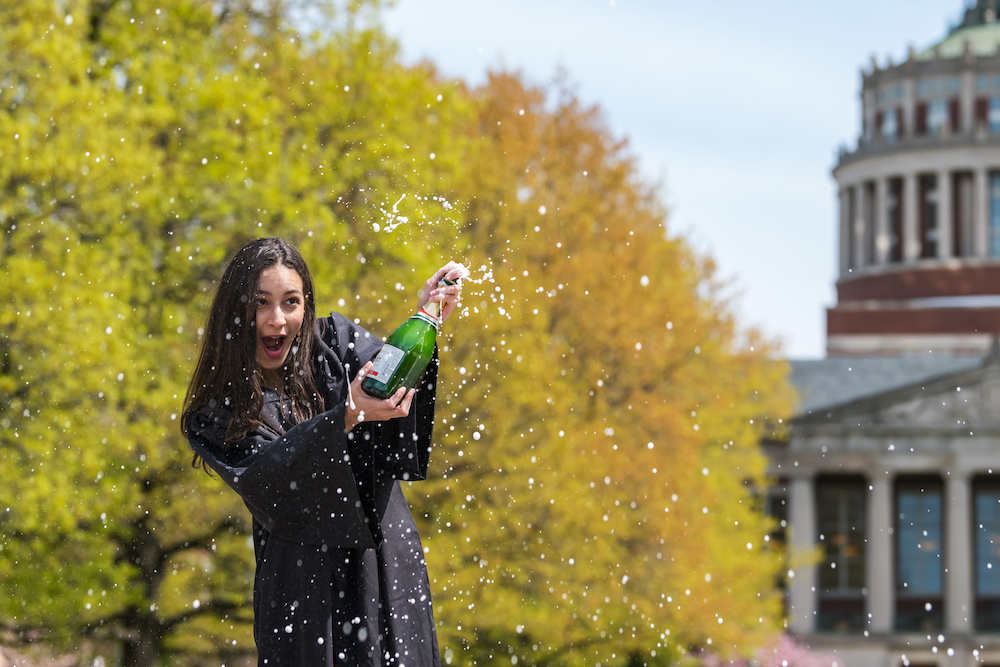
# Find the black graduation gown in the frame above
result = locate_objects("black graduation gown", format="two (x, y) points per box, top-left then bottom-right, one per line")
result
(186, 313), (441, 667)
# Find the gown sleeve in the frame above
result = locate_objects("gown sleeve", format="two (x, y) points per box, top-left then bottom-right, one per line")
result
(187, 402), (378, 548)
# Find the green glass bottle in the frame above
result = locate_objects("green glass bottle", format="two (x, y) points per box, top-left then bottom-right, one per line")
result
(361, 278), (457, 399)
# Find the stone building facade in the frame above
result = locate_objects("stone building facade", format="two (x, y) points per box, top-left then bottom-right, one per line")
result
(768, 354), (1000, 667)
(771, 3), (1000, 666)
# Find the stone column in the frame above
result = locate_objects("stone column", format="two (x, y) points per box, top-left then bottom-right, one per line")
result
(867, 473), (894, 634)
(958, 173), (975, 257)
(862, 89), (876, 146)
(975, 168), (990, 258)
(945, 472), (972, 633)
(903, 78), (916, 138)
(904, 172), (920, 261)
(961, 71), (975, 136)
(939, 170), (953, 259)
(876, 177), (890, 264)
(852, 184), (865, 269)
(789, 475), (817, 634)
(861, 183), (874, 265)
(839, 188), (850, 275)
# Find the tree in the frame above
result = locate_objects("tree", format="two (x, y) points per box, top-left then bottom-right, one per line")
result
(0, 0), (463, 664)
(405, 73), (794, 666)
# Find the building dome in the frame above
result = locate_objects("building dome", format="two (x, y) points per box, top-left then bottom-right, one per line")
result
(917, 22), (1000, 61)
(830, 0), (1000, 356)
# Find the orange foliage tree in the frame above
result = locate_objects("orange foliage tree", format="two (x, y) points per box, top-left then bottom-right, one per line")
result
(405, 72), (794, 666)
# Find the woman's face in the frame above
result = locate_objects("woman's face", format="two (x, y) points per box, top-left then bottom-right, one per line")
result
(254, 264), (305, 380)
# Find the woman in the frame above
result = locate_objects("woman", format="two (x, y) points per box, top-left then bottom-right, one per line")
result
(181, 237), (464, 666)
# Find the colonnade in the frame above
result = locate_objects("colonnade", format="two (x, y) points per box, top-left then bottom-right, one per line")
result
(839, 169), (993, 274)
(787, 471), (975, 636)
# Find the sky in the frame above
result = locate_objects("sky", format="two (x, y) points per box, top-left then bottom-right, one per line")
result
(381, 0), (968, 358)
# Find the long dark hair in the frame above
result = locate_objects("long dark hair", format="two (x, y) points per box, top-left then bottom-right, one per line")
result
(181, 238), (325, 465)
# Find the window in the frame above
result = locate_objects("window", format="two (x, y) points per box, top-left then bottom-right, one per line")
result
(913, 78), (960, 135)
(888, 178), (904, 262)
(919, 174), (939, 259)
(990, 97), (1000, 133)
(927, 101), (949, 136)
(979, 74), (1000, 94)
(976, 479), (1000, 632)
(877, 83), (905, 104)
(816, 477), (866, 632)
(883, 108), (899, 141)
(917, 76), (959, 98)
(895, 477), (943, 632)
(990, 173), (1000, 257)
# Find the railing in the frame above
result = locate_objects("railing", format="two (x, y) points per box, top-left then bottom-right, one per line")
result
(837, 126), (1000, 168)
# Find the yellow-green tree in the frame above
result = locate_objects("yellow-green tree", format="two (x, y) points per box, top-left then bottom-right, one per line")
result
(0, 0), (463, 664)
(406, 73), (793, 666)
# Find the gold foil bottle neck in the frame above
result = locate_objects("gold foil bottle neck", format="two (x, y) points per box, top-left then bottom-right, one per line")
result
(424, 300), (443, 319)
(422, 276), (456, 321)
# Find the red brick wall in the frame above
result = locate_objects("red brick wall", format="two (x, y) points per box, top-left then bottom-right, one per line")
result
(837, 266), (1000, 301)
(827, 306), (1000, 334)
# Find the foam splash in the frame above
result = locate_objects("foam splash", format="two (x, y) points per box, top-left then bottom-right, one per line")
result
(463, 264), (494, 286)
(456, 264), (510, 321)
(378, 194), (409, 233)
(375, 193), (458, 233)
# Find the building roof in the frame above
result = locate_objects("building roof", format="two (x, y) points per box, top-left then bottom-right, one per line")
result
(916, 22), (1000, 60)
(916, 0), (1000, 61)
(789, 355), (982, 415)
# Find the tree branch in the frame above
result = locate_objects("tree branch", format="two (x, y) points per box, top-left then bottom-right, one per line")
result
(160, 515), (246, 561)
(160, 597), (253, 632)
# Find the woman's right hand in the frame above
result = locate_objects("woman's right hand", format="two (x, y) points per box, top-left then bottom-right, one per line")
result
(418, 261), (469, 324)
(344, 361), (416, 433)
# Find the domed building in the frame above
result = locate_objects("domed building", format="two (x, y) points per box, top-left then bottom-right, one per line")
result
(768, 3), (1000, 667)
(830, 0), (1000, 357)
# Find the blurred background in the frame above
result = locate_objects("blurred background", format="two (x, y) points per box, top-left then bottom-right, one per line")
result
(3, 1), (1000, 666)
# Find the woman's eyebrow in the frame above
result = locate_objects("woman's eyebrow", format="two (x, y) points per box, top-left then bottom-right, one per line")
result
(257, 288), (303, 296)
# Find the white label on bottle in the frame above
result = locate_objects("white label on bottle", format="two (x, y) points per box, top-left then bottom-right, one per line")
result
(367, 344), (404, 381)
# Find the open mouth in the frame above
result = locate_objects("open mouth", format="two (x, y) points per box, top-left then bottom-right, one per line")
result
(261, 335), (286, 359)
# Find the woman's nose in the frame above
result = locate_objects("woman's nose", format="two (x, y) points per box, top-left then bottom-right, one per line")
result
(267, 305), (286, 327)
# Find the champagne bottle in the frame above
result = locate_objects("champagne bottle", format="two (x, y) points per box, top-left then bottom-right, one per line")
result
(361, 278), (457, 399)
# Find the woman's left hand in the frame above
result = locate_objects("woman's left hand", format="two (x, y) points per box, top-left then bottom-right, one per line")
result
(344, 361), (416, 433)
(418, 261), (469, 324)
